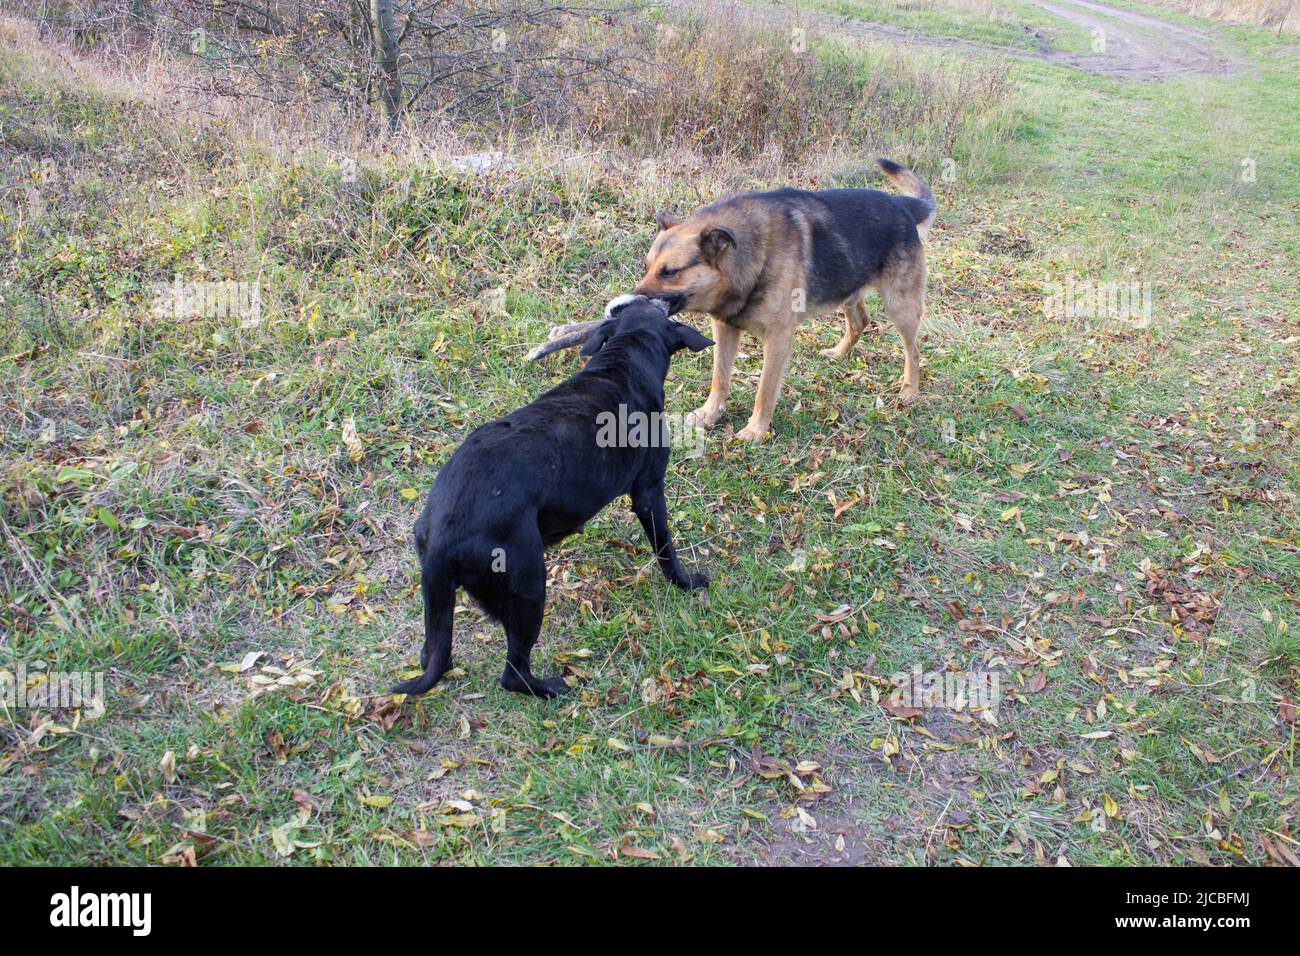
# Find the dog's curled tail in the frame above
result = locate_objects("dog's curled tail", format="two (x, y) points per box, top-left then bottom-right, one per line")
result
(391, 552), (456, 697)
(877, 158), (936, 242)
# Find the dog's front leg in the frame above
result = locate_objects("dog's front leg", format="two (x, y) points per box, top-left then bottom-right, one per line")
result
(631, 482), (708, 591)
(686, 318), (739, 429)
(736, 320), (794, 442)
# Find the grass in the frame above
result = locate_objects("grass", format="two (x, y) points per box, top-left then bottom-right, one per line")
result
(0, 5), (1297, 866)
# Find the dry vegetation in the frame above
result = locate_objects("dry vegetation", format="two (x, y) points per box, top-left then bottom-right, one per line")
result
(1142, 0), (1298, 34)
(6, 0), (1009, 160)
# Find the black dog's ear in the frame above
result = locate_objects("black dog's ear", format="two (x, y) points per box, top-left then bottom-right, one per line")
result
(699, 226), (736, 265)
(655, 212), (679, 232)
(579, 318), (617, 357)
(668, 321), (714, 354)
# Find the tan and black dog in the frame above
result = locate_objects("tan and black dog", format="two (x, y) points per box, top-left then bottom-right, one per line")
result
(632, 158), (935, 441)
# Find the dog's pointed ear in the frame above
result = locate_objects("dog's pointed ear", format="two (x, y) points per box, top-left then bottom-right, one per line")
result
(668, 321), (714, 354)
(654, 212), (679, 232)
(699, 226), (736, 265)
(579, 318), (617, 357)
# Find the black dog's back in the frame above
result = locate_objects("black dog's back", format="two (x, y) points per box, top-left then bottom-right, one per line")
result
(421, 355), (657, 553)
(395, 298), (712, 699)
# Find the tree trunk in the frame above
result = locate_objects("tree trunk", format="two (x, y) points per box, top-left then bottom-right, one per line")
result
(369, 0), (402, 132)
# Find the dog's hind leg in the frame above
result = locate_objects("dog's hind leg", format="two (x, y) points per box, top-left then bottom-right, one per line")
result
(881, 269), (924, 404)
(821, 298), (870, 360)
(631, 479), (709, 591)
(392, 554), (455, 696)
(494, 540), (569, 699)
(499, 597), (568, 699)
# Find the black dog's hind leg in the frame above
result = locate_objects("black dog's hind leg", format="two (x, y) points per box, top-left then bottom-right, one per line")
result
(392, 554), (455, 696)
(475, 535), (566, 697)
(631, 481), (709, 591)
(498, 594), (570, 699)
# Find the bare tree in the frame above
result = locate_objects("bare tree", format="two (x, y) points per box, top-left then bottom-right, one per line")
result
(369, 0), (402, 131)
(27, 1), (651, 131)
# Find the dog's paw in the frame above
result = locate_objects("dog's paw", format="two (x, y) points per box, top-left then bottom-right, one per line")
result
(391, 675), (438, 697)
(820, 345), (850, 360)
(685, 405), (723, 430)
(895, 387), (921, 406)
(539, 675), (573, 699)
(528, 676), (572, 699)
(734, 421), (769, 443)
(501, 671), (572, 699)
(684, 572), (710, 591)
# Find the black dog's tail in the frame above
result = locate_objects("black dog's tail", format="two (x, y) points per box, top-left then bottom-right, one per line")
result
(877, 158), (936, 242)
(391, 553), (455, 697)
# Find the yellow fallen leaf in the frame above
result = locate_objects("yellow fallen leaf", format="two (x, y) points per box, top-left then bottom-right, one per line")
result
(620, 845), (660, 860)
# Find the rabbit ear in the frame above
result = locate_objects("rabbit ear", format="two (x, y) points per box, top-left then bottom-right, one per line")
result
(525, 318), (605, 361)
(579, 318), (618, 357)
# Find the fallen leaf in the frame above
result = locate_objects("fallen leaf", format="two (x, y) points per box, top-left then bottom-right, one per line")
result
(620, 845), (660, 860)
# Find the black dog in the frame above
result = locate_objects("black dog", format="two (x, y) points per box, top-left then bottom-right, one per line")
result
(394, 296), (713, 699)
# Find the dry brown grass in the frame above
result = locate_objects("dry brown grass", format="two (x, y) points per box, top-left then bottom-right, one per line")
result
(7, 2), (1011, 166)
(1142, 0), (1299, 33)
(577, 8), (1009, 162)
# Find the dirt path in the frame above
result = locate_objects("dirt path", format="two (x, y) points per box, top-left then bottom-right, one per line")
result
(744, 0), (1242, 80)
(1025, 0), (1240, 78)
